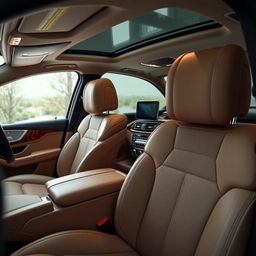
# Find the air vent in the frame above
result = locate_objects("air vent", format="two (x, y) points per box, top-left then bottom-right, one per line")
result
(145, 123), (157, 132)
(133, 123), (143, 130)
(224, 12), (239, 23)
(132, 122), (161, 132)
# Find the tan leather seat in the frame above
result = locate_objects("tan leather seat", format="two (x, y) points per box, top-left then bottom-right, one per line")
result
(3, 78), (127, 197)
(12, 45), (256, 256)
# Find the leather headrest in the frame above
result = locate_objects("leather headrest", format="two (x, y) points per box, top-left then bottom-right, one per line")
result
(166, 45), (251, 125)
(83, 78), (118, 114)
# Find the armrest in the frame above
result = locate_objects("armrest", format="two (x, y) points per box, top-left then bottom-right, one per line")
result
(46, 168), (126, 206)
(0, 148), (61, 167)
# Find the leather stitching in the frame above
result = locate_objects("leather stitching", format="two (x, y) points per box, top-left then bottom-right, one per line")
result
(152, 122), (179, 168)
(162, 162), (216, 183)
(168, 54), (185, 119)
(160, 173), (187, 255)
(115, 153), (154, 248)
(15, 230), (134, 255)
(222, 192), (255, 255)
(171, 147), (215, 159)
(215, 132), (228, 193)
(134, 153), (157, 247)
(99, 117), (126, 141)
(47, 170), (114, 189)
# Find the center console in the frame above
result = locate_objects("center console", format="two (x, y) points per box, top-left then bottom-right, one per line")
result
(115, 101), (165, 172)
(4, 168), (125, 242)
(131, 120), (162, 158)
(131, 100), (163, 158)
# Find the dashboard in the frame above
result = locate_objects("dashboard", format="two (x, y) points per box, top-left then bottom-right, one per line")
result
(130, 120), (163, 158)
(115, 101), (166, 172)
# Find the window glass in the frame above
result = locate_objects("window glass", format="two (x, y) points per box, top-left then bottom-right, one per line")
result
(251, 95), (256, 106)
(103, 73), (165, 113)
(0, 72), (78, 124)
(68, 8), (219, 55)
(0, 56), (5, 66)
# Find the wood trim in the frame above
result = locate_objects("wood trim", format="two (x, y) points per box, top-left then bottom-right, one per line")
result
(130, 129), (152, 134)
(10, 130), (58, 146)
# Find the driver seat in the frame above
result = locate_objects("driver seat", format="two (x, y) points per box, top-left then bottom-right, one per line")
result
(11, 45), (256, 256)
(3, 78), (127, 197)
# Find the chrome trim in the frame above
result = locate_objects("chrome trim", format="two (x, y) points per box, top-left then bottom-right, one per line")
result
(4, 130), (28, 143)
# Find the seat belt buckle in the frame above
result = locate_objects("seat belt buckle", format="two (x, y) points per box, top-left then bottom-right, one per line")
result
(97, 217), (115, 234)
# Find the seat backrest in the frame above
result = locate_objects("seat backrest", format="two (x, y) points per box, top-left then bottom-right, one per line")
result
(115, 45), (256, 256)
(56, 78), (127, 177)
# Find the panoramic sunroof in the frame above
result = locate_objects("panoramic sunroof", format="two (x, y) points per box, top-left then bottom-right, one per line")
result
(66, 8), (221, 57)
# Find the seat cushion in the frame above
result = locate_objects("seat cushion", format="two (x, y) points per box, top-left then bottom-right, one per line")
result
(3, 174), (54, 197)
(11, 230), (139, 256)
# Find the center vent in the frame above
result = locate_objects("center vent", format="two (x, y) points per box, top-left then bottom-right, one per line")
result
(132, 122), (161, 132)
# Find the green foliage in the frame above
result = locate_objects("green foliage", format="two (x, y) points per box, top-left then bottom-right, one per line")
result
(0, 73), (75, 124)
(0, 82), (22, 123)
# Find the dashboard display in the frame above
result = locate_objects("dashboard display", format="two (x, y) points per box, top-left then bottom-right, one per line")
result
(136, 101), (159, 120)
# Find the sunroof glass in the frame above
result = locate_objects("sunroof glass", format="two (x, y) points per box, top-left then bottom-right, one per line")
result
(67, 8), (219, 56)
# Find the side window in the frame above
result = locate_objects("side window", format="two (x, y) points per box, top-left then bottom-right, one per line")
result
(102, 73), (165, 113)
(251, 95), (256, 107)
(0, 55), (5, 66)
(0, 72), (78, 124)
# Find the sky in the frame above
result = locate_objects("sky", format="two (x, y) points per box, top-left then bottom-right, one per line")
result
(0, 56), (4, 66)
(4, 72), (78, 99)
(1, 71), (164, 101)
(103, 73), (164, 98)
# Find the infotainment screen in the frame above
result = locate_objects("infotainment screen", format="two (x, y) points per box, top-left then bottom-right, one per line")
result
(136, 101), (159, 120)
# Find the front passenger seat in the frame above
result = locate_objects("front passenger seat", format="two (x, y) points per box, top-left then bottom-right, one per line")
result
(3, 78), (127, 197)
(12, 45), (256, 256)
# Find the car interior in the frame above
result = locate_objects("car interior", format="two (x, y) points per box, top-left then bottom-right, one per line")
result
(1, 0), (256, 255)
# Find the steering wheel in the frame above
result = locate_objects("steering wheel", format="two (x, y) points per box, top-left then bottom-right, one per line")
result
(0, 125), (14, 163)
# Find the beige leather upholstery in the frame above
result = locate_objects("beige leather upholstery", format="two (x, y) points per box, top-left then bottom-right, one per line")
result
(3, 78), (127, 197)
(12, 45), (256, 256)
(56, 113), (127, 177)
(4, 169), (125, 241)
(166, 44), (251, 125)
(115, 121), (256, 256)
(4, 195), (43, 213)
(46, 168), (126, 206)
(83, 78), (118, 114)
(12, 230), (138, 256)
(3, 175), (53, 197)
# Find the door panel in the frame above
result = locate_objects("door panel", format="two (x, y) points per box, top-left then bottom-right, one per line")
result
(0, 71), (81, 179)
(1, 119), (67, 178)
(4, 130), (27, 143)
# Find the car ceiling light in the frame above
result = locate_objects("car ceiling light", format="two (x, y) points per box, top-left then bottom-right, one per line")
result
(9, 37), (22, 46)
(37, 7), (69, 32)
(140, 63), (162, 68)
(140, 57), (176, 68)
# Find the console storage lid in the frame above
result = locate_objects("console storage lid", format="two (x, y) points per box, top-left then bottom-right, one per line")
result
(46, 168), (126, 206)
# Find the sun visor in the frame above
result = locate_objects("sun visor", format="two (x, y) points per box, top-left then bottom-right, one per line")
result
(11, 42), (68, 66)
(18, 6), (103, 33)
